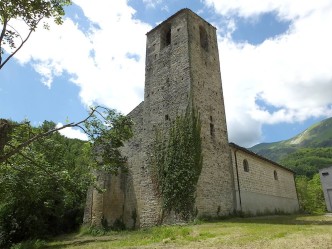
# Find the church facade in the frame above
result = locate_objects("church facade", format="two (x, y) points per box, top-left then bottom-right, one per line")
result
(83, 9), (299, 229)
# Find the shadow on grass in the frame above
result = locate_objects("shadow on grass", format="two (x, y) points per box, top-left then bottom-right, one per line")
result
(44, 215), (332, 248)
(44, 237), (115, 249)
(211, 214), (332, 226)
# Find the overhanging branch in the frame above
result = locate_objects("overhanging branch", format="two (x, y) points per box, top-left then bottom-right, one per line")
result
(0, 107), (98, 163)
(0, 18), (42, 70)
(0, 17), (8, 66)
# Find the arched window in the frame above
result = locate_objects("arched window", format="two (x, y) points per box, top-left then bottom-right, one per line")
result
(243, 159), (249, 172)
(161, 25), (171, 50)
(274, 170), (278, 180)
(199, 26), (208, 51)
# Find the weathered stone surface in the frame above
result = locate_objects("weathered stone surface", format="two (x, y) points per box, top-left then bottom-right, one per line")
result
(83, 9), (299, 228)
(230, 144), (299, 214)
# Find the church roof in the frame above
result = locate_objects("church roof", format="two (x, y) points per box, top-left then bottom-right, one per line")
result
(229, 142), (296, 174)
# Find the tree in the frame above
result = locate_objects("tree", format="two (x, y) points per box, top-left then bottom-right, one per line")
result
(280, 148), (332, 178)
(0, 123), (92, 247)
(0, 106), (132, 166)
(295, 174), (326, 214)
(0, 0), (71, 69)
(0, 109), (133, 247)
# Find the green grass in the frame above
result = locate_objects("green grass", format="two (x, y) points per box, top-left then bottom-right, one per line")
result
(10, 239), (47, 249)
(44, 215), (332, 249)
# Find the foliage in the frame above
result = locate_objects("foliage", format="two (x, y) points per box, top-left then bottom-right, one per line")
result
(79, 226), (111, 237)
(151, 106), (202, 221)
(0, 106), (133, 166)
(0, 123), (91, 248)
(295, 174), (326, 214)
(280, 147), (332, 178)
(0, 108), (133, 247)
(251, 146), (297, 163)
(83, 107), (133, 174)
(10, 239), (46, 249)
(0, 0), (72, 69)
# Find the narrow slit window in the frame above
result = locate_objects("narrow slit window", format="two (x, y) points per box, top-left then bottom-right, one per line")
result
(274, 170), (278, 180)
(166, 29), (171, 45)
(243, 159), (249, 172)
(199, 26), (208, 51)
(165, 114), (169, 121)
(210, 123), (214, 137)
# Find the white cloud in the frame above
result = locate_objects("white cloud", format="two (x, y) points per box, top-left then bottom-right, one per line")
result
(6, 0), (332, 147)
(11, 0), (151, 114)
(143, 0), (163, 8)
(203, 0), (332, 20)
(211, 1), (332, 146)
(56, 123), (89, 140)
(161, 5), (169, 12)
(33, 60), (63, 88)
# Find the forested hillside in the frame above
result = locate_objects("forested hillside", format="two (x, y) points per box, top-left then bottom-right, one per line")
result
(250, 117), (332, 177)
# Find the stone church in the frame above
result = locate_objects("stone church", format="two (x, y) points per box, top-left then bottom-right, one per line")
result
(83, 9), (299, 229)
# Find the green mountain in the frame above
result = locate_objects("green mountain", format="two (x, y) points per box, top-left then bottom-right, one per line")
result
(250, 117), (332, 177)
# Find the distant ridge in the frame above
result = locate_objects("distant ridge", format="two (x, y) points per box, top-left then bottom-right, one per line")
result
(250, 117), (332, 163)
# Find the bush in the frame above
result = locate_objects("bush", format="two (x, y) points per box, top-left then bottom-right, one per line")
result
(296, 174), (326, 214)
(10, 240), (46, 249)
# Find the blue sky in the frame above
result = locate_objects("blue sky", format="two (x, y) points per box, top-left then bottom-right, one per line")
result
(1, 0), (332, 146)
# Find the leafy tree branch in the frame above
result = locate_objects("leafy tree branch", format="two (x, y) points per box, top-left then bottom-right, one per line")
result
(0, 106), (133, 168)
(0, 0), (72, 69)
(0, 107), (133, 246)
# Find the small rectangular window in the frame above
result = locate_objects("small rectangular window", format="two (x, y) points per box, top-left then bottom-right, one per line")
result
(322, 172), (329, 176)
(199, 26), (208, 51)
(210, 123), (214, 137)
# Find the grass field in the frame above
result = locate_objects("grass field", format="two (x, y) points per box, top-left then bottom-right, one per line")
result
(45, 214), (332, 249)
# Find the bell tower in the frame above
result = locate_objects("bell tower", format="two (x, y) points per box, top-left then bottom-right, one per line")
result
(143, 9), (234, 218)
(84, 9), (235, 229)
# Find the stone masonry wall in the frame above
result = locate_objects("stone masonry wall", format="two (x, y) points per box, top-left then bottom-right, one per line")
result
(139, 10), (193, 226)
(230, 145), (299, 214)
(84, 103), (143, 229)
(119, 102), (144, 228)
(187, 11), (235, 216)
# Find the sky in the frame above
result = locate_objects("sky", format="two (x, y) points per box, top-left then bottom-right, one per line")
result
(1, 0), (332, 147)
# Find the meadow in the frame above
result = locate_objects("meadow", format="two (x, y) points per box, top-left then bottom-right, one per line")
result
(43, 214), (332, 249)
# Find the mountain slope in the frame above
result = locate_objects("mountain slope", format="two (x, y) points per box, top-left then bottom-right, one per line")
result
(250, 117), (332, 163)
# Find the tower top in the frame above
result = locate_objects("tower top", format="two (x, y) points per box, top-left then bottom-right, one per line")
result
(146, 8), (216, 36)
